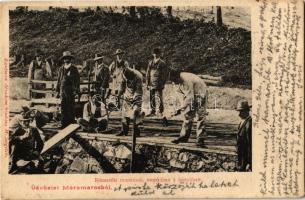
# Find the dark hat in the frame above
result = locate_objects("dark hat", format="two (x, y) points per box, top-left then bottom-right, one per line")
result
(88, 91), (95, 97)
(35, 50), (44, 57)
(60, 51), (75, 60)
(93, 53), (104, 61)
(236, 100), (251, 111)
(113, 49), (125, 56)
(152, 48), (161, 55)
(21, 106), (30, 113)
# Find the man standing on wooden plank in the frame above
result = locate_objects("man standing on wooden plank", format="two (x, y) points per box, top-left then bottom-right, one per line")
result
(235, 100), (252, 172)
(171, 72), (209, 147)
(77, 92), (108, 133)
(56, 51), (80, 128)
(115, 67), (143, 137)
(109, 49), (130, 108)
(92, 54), (110, 101)
(28, 50), (53, 98)
(146, 48), (168, 117)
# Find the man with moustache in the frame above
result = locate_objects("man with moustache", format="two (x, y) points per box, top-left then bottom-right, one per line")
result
(56, 51), (80, 128)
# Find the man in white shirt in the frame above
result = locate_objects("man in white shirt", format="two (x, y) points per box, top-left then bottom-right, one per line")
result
(171, 72), (209, 147)
(77, 92), (108, 132)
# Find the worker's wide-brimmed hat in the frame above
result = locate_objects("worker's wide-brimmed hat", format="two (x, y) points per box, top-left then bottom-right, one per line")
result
(152, 48), (161, 55)
(113, 49), (125, 56)
(93, 53), (104, 61)
(236, 100), (251, 111)
(34, 50), (44, 57)
(20, 106), (30, 113)
(60, 51), (75, 60)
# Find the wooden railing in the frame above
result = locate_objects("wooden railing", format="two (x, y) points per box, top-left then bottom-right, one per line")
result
(29, 79), (97, 106)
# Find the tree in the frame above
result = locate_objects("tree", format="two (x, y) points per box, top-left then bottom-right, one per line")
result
(166, 6), (172, 17)
(129, 6), (136, 18)
(215, 6), (223, 26)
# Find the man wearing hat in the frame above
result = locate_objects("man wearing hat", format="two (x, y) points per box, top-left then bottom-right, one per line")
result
(56, 51), (80, 128)
(146, 48), (168, 116)
(236, 100), (252, 171)
(116, 67), (143, 137)
(170, 72), (209, 147)
(109, 49), (130, 108)
(93, 53), (110, 101)
(28, 50), (53, 98)
(77, 91), (108, 133)
(9, 115), (44, 174)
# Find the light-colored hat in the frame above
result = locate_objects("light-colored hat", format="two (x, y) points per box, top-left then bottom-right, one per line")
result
(113, 49), (125, 56)
(93, 53), (104, 61)
(236, 100), (251, 111)
(60, 51), (75, 60)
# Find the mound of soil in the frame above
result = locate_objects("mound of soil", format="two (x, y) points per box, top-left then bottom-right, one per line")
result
(9, 9), (251, 86)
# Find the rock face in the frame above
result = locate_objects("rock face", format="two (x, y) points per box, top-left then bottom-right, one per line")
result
(55, 137), (237, 173)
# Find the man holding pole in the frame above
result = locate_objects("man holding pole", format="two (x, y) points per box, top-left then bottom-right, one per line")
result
(115, 67), (143, 137)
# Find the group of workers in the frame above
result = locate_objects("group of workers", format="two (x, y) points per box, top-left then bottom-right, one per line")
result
(10, 47), (252, 173)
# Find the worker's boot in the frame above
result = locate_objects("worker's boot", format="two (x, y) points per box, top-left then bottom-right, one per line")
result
(133, 125), (140, 137)
(116, 119), (129, 136)
(196, 138), (206, 148)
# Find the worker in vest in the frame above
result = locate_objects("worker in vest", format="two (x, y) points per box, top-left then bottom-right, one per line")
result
(116, 67), (143, 137)
(56, 51), (80, 128)
(171, 72), (209, 147)
(109, 49), (130, 108)
(146, 48), (168, 117)
(28, 50), (53, 98)
(236, 100), (252, 171)
(77, 92), (108, 133)
(92, 54), (110, 101)
(9, 116), (44, 174)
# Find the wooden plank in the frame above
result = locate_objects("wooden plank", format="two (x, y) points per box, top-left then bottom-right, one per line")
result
(31, 89), (56, 94)
(31, 98), (60, 105)
(31, 80), (57, 84)
(76, 132), (236, 155)
(41, 124), (80, 154)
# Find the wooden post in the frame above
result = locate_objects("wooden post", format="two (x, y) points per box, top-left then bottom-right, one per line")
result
(130, 120), (136, 173)
(215, 6), (223, 26)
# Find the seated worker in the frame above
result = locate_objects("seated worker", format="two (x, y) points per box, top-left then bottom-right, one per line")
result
(9, 116), (44, 174)
(10, 106), (50, 140)
(9, 106), (31, 132)
(77, 92), (108, 133)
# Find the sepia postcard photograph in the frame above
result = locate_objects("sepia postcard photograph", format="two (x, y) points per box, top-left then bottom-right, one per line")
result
(0, 0), (304, 199)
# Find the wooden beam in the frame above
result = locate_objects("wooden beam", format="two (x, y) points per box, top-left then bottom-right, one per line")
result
(41, 124), (80, 154)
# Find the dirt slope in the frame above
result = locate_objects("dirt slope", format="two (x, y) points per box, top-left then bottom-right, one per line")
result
(9, 9), (251, 86)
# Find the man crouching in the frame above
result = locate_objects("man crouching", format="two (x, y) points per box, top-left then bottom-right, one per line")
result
(77, 91), (108, 133)
(9, 116), (44, 174)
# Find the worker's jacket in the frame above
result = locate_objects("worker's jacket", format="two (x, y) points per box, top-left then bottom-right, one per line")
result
(146, 58), (168, 90)
(56, 64), (80, 97)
